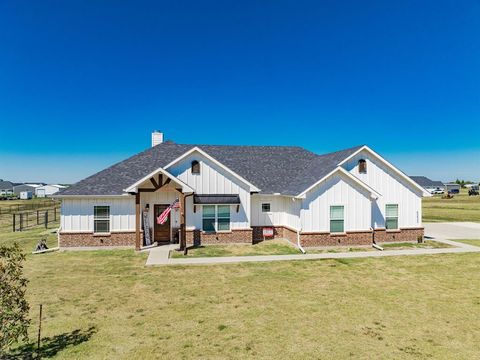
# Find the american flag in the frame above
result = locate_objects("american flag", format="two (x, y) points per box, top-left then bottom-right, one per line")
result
(157, 198), (180, 225)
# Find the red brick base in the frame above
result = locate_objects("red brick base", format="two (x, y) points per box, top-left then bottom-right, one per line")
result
(252, 226), (424, 247)
(374, 228), (424, 243)
(186, 229), (253, 245)
(59, 232), (136, 247)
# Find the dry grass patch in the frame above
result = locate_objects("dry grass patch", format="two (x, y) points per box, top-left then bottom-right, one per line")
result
(423, 190), (480, 222)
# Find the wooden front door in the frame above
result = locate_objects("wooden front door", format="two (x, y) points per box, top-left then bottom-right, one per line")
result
(154, 204), (171, 244)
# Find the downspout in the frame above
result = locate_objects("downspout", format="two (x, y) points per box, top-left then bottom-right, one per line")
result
(297, 227), (306, 254)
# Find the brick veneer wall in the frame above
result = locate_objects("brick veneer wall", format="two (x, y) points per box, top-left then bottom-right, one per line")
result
(374, 227), (424, 243)
(59, 231), (137, 247)
(300, 231), (373, 247)
(186, 229), (253, 246)
(251, 226), (424, 247)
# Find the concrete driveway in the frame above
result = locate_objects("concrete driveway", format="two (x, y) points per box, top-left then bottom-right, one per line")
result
(424, 222), (480, 240)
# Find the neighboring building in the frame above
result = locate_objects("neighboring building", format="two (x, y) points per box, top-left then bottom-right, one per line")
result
(0, 180), (15, 196)
(465, 183), (480, 190)
(20, 191), (33, 200)
(409, 176), (445, 194)
(56, 132), (430, 250)
(36, 184), (67, 197)
(13, 184), (39, 196)
(445, 183), (461, 193)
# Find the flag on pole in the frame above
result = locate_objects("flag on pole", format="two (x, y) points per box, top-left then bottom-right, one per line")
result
(157, 198), (179, 225)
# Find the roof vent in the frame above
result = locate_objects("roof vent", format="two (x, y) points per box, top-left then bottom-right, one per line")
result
(151, 131), (164, 147)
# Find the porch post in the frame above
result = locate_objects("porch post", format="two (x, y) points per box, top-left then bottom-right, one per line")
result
(179, 192), (186, 252)
(135, 192), (141, 251)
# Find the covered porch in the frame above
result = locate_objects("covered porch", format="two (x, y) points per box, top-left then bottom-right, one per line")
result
(124, 168), (194, 251)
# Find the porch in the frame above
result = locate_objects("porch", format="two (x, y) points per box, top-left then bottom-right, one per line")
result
(125, 169), (194, 251)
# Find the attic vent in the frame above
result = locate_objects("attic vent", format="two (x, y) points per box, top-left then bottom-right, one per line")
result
(358, 159), (367, 174)
(191, 160), (200, 174)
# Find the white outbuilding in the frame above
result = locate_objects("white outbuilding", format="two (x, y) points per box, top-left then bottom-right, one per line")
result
(35, 184), (67, 197)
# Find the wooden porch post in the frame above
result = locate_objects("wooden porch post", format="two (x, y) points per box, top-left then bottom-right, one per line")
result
(135, 192), (141, 251)
(179, 192), (186, 252)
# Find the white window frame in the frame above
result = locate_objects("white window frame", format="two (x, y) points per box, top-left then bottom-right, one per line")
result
(202, 205), (231, 232)
(385, 204), (399, 230)
(261, 203), (271, 213)
(94, 205), (110, 234)
(329, 205), (345, 233)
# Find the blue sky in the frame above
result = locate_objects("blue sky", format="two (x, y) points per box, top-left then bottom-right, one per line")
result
(1, 0), (479, 183)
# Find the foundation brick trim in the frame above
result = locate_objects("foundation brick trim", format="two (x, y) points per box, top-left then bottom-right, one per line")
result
(186, 229), (253, 246)
(374, 227), (424, 243)
(59, 231), (137, 247)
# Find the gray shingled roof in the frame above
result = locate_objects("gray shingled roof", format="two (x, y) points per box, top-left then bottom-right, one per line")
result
(58, 143), (363, 197)
(409, 176), (444, 188)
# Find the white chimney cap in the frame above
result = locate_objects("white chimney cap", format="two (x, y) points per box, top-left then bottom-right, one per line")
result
(151, 131), (164, 147)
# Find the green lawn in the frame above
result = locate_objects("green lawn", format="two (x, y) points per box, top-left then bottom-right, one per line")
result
(170, 239), (300, 258)
(423, 189), (480, 222)
(450, 239), (480, 247)
(381, 240), (454, 250)
(2, 226), (480, 358)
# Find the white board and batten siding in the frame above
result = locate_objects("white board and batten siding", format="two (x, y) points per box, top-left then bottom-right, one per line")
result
(61, 197), (135, 232)
(140, 188), (181, 229)
(342, 150), (423, 229)
(300, 172), (372, 233)
(251, 195), (301, 230)
(167, 151), (251, 230)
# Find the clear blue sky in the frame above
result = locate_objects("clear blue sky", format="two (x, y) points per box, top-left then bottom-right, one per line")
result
(1, 0), (479, 183)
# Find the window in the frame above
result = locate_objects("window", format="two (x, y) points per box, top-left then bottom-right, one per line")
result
(191, 160), (200, 174)
(261, 203), (271, 212)
(385, 204), (398, 230)
(330, 205), (344, 233)
(202, 205), (230, 232)
(358, 159), (367, 173)
(94, 206), (110, 233)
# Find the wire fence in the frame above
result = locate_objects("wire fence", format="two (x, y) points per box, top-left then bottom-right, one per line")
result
(0, 199), (60, 215)
(0, 206), (60, 232)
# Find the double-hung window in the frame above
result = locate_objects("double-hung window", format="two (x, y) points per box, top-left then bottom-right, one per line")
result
(385, 204), (399, 230)
(202, 205), (230, 232)
(94, 206), (110, 233)
(330, 205), (344, 233)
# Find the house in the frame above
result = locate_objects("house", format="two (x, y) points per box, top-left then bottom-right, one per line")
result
(409, 176), (444, 194)
(0, 180), (16, 196)
(13, 183), (40, 196)
(444, 183), (461, 194)
(56, 131), (430, 250)
(36, 184), (67, 197)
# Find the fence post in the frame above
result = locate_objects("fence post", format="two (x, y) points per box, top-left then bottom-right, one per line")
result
(12, 213), (15, 232)
(37, 210), (39, 225)
(45, 211), (48, 229)
(19, 213), (23, 231)
(26, 212), (28, 228)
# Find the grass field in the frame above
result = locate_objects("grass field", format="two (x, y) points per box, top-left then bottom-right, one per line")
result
(170, 239), (301, 258)
(2, 226), (480, 359)
(422, 189), (480, 222)
(451, 239), (480, 246)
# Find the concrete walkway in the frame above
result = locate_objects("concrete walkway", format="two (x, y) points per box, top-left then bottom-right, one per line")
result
(145, 222), (480, 266)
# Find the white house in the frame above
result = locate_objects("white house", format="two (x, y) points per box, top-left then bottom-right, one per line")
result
(36, 184), (67, 197)
(55, 131), (430, 250)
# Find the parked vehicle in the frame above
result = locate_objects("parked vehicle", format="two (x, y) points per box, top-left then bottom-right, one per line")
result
(430, 188), (444, 195)
(469, 188), (479, 196)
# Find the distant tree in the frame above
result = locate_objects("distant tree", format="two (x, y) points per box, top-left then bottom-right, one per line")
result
(0, 242), (30, 353)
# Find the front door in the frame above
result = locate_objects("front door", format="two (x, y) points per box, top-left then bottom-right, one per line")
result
(154, 204), (171, 244)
